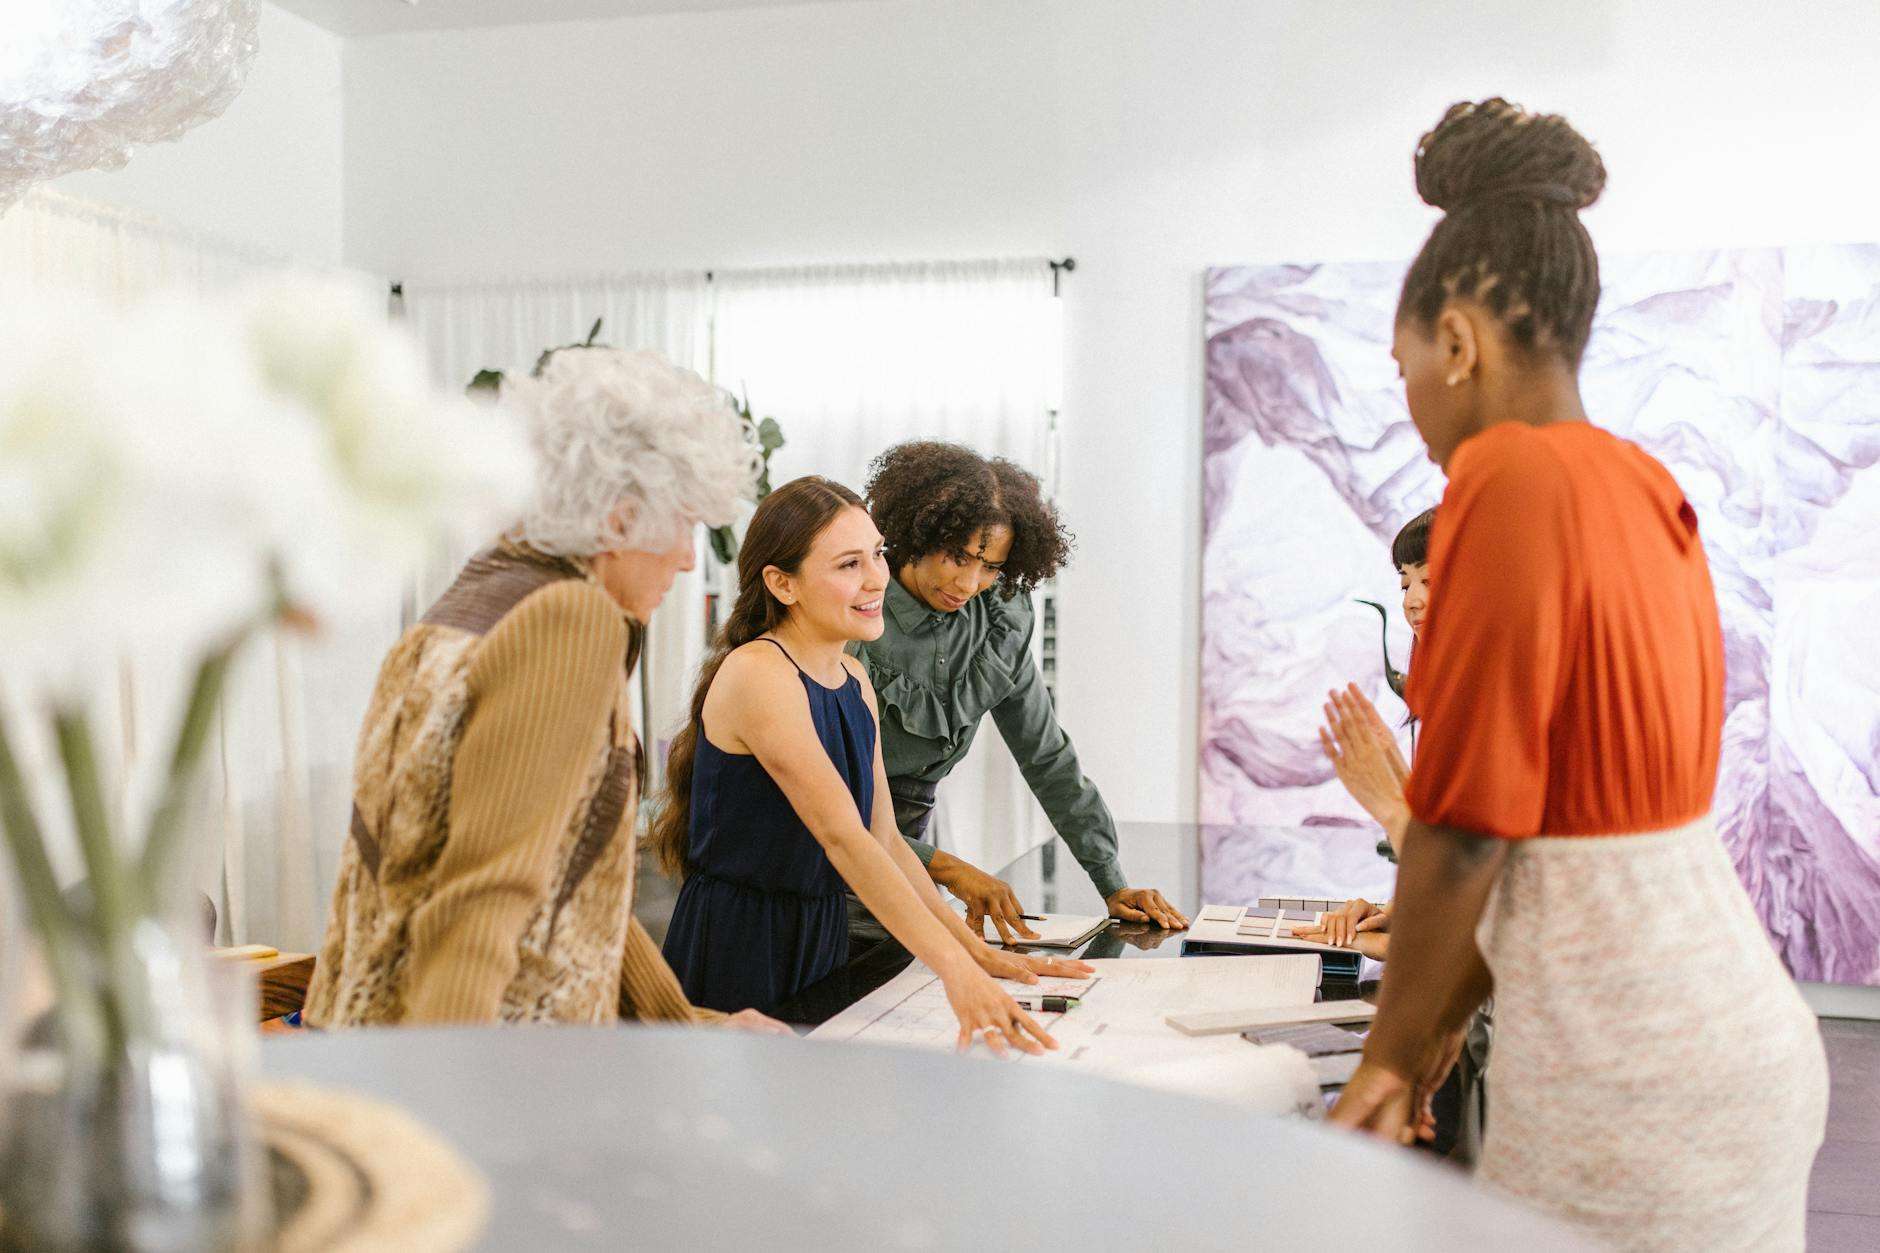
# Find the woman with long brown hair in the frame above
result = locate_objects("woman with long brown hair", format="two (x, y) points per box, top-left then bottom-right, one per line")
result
(655, 476), (1087, 1050)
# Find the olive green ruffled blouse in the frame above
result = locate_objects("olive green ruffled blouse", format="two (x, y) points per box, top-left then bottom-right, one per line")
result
(852, 578), (1127, 898)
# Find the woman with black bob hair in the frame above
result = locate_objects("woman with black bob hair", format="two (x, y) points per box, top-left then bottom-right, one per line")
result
(853, 440), (1187, 945)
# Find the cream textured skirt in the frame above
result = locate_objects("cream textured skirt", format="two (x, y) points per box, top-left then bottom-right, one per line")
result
(1475, 815), (1827, 1252)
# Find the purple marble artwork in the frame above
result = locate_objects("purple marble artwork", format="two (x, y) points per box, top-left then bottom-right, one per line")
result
(1202, 248), (1880, 986)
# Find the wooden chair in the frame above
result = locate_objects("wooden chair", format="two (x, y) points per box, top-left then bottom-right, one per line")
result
(212, 946), (316, 1024)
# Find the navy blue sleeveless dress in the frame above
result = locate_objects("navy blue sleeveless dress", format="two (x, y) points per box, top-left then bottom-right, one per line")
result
(661, 640), (875, 1014)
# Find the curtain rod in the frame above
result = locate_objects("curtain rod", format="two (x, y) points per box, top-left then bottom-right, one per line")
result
(390, 255), (1075, 299)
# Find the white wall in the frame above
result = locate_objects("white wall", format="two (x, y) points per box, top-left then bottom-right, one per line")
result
(343, 0), (1880, 830)
(52, 2), (345, 264)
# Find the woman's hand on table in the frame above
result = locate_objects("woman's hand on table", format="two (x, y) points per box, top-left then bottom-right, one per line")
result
(1328, 1059), (1426, 1145)
(1318, 898), (1374, 947)
(1329, 1025), (1463, 1145)
(938, 964), (1057, 1057)
(1319, 898), (1389, 947)
(930, 852), (1039, 944)
(1289, 901), (1391, 961)
(1105, 887), (1190, 930)
(973, 943), (1093, 983)
(1289, 925), (1390, 962)
(723, 1009), (795, 1036)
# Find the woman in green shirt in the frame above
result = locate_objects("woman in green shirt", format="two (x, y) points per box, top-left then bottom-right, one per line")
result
(853, 441), (1189, 944)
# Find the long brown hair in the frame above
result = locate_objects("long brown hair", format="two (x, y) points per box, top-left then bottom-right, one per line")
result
(650, 475), (864, 877)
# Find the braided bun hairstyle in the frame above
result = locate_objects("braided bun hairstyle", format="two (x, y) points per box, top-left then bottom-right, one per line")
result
(650, 476), (863, 877)
(1398, 98), (1607, 365)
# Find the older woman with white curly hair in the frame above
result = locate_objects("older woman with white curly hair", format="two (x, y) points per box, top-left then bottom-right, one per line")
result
(306, 347), (789, 1033)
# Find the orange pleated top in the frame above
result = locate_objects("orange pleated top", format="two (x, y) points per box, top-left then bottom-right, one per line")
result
(1403, 421), (1724, 838)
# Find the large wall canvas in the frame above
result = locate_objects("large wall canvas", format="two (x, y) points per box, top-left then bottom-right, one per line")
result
(1203, 246), (1880, 986)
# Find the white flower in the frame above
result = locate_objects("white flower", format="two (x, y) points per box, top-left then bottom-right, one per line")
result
(238, 275), (531, 610)
(0, 290), (298, 694)
(0, 276), (534, 697)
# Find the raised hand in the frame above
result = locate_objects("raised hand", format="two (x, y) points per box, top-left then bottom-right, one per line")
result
(1319, 683), (1411, 830)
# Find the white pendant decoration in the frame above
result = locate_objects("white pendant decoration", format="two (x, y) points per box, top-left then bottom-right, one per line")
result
(0, 1), (260, 211)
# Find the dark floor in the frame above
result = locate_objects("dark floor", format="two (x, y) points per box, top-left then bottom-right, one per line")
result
(1811, 1016), (1880, 1250)
(636, 855), (1880, 1244)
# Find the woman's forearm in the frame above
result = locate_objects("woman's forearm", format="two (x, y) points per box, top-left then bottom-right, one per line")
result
(1361, 816), (1507, 1076)
(879, 826), (989, 947)
(1380, 799), (1412, 856)
(820, 823), (976, 977)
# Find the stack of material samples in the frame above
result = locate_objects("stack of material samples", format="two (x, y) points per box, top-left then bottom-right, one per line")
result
(1241, 1020), (1369, 1087)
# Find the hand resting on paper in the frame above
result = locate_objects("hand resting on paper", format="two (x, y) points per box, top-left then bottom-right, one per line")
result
(940, 964), (1059, 1057)
(974, 942), (1093, 983)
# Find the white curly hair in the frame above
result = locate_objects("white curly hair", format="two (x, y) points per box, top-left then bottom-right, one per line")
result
(502, 347), (760, 556)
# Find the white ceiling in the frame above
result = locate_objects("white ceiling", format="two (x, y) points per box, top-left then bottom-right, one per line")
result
(271, 0), (885, 37)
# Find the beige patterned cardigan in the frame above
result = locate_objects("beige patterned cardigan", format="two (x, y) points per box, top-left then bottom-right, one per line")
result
(305, 543), (715, 1028)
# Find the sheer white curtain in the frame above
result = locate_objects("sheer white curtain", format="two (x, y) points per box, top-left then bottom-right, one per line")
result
(711, 258), (1062, 876)
(0, 188), (387, 952)
(401, 273), (715, 800)
(711, 259), (1058, 491)
(0, 187), (285, 302)
(401, 273), (711, 404)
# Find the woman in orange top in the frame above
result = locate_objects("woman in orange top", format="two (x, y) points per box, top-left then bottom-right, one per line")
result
(1328, 100), (1826, 1250)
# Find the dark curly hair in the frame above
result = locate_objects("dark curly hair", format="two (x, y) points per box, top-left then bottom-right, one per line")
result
(1399, 97), (1607, 366)
(864, 441), (1072, 599)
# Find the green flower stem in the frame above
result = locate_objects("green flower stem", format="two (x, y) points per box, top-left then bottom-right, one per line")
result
(52, 708), (142, 1049)
(0, 699), (105, 1058)
(138, 639), (242, 902)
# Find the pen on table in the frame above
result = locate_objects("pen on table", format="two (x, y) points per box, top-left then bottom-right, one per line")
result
(1011, 995), (1080, 1013)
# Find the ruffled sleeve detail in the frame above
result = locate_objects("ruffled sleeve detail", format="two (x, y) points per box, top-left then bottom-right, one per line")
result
(864, 596), (1027, 752)
(868, 660), (959, 741)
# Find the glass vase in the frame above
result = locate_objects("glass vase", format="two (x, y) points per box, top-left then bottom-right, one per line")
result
(0, 889), (268, 1251)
